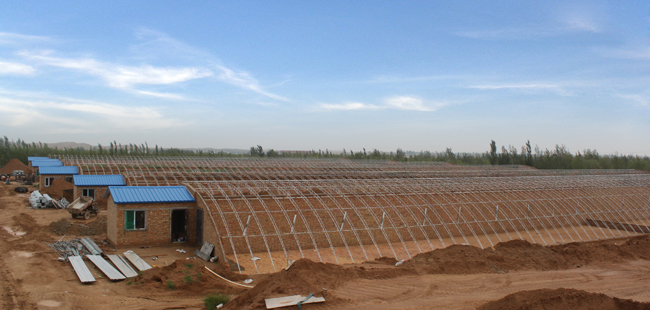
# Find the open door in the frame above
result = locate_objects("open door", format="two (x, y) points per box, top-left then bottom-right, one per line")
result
(171, 209), (188, 242)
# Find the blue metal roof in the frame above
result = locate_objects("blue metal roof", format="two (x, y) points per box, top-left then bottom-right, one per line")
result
(28, 156), (50, 161)
(39, 166), (79, 175)
(74, 175), (125, 186)
(32, 160), (63, 167)
(108, 186), (195, 204)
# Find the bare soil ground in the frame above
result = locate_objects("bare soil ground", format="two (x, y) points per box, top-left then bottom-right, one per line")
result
(2, 181), (650, 309)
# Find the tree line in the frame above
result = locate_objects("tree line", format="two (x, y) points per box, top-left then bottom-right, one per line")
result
(1, 136), (648, 171)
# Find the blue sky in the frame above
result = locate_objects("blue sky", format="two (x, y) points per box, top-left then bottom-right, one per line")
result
(0, 1), (648, 154)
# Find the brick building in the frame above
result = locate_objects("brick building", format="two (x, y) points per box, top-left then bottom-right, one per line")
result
(106, 186), (198, 247)
(38, 166), (79, 200)
(73, 175), (125, 209)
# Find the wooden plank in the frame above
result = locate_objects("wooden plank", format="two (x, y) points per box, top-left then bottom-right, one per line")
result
(265, 295), (325, 309)
(86, 255), (126, 280)
(107, 255), (139, 278)
(69, 256), (96, 283)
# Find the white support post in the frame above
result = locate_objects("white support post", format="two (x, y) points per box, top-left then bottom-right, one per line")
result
(290, 214), (297, 233)
(552, 203), (555, 216)
(339, 212), (347, 231)
(457, 207), (462, 224)
(422, 208), (428, 226)
(242, 215), (251, 236)
(380, 212), (386, 229)
(527, 204), (530, 218)
(495, 205), (499, 221)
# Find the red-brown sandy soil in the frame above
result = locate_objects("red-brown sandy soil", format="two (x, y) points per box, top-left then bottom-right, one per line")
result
(478, 288), (650, 310)
(2, 180), (650, 310)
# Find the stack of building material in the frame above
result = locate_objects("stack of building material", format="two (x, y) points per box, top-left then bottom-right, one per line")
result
(29, 191), (54, 209)
(107, 255), (139, 278)
(86, 255), (126, 280)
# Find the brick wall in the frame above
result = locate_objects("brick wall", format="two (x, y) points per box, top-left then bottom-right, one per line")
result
(107, 197), (198, 247)
(74, 186), (110, 209)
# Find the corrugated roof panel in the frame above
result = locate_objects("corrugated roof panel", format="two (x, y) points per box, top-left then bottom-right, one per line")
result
(32, 160), (63, 167)
(74, 175), (125, 186)
(69, 256), (96, 283)
(86, 255), (126, 280)
(28, 156), (50, 161)
(108, 186), (195, 204)
(39, 166), (79, 175)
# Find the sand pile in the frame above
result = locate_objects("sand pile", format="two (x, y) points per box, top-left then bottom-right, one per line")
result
(127, 259), (249, 296)
(0, 158), (32, 175)
(49, 215), (107, 236)
(478, 288), (650, 310)
(403, 235), (650, 274)
(225, 258), (415, 310)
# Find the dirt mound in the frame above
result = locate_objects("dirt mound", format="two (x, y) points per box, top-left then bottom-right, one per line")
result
(403, 235), (650, 275)
(126, 259), (249, 296)
(0, 158), (32, 175)
(225, 258), (415, 310)
(49, 215), (107, 236)
(363, 256), (398, 265)
(478, 288), (650, 310)
(39, 178), (73, 200)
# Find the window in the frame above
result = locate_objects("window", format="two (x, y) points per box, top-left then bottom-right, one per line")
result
(65, 177), (73, 183)
(44, 177), (54, 187)
(82, 189), (95, 199)
(125, 210), (146, 230)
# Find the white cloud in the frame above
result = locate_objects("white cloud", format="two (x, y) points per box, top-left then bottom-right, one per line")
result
(20, 51), (212, 91)
(618, 94), (650, 108)
(0, 92), (189, 131)
(455, 28), (556, 40)
(133, 90), (186, 100)
(470, 84), (560, 90)
(0, 61), (35, 75)
(319, 102), (380, 111)
(215, 65), (288, 101)
(0, 32), (51, 45)
(385, 96), (445, 112)
(596, 47), (650, 60)
(319, 96), (448, 112)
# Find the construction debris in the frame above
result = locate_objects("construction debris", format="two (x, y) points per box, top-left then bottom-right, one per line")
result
(194, 241), (216, 262)
(264, 294), (325, 309)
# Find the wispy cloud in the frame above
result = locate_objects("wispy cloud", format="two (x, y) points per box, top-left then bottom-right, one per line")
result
(470, 84), (560, 90)
(0, 32), (51, 45)
(618, 94), (650, 108)
(21, 51), (212, 87)
(362, 74), (468, 84)
(320, 102), (380, 111)
(456, 9), (601, 41)
(385, 96), (444, 112)
(469, 83), (570, 95)
(134, 28), (289, 101)
(215, 65), (289, 101)
(319, 96), (449, 112)
(0, 61), (35, 75)
(595, 47), (650, 60)
(455, 28), (557, 40)
(0, 92), (189, 130)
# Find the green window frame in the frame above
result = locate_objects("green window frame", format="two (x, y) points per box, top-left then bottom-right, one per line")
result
(125, 210), (146, 230)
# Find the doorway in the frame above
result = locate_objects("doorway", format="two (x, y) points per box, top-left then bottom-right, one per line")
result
(171, 209), (188, 242)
